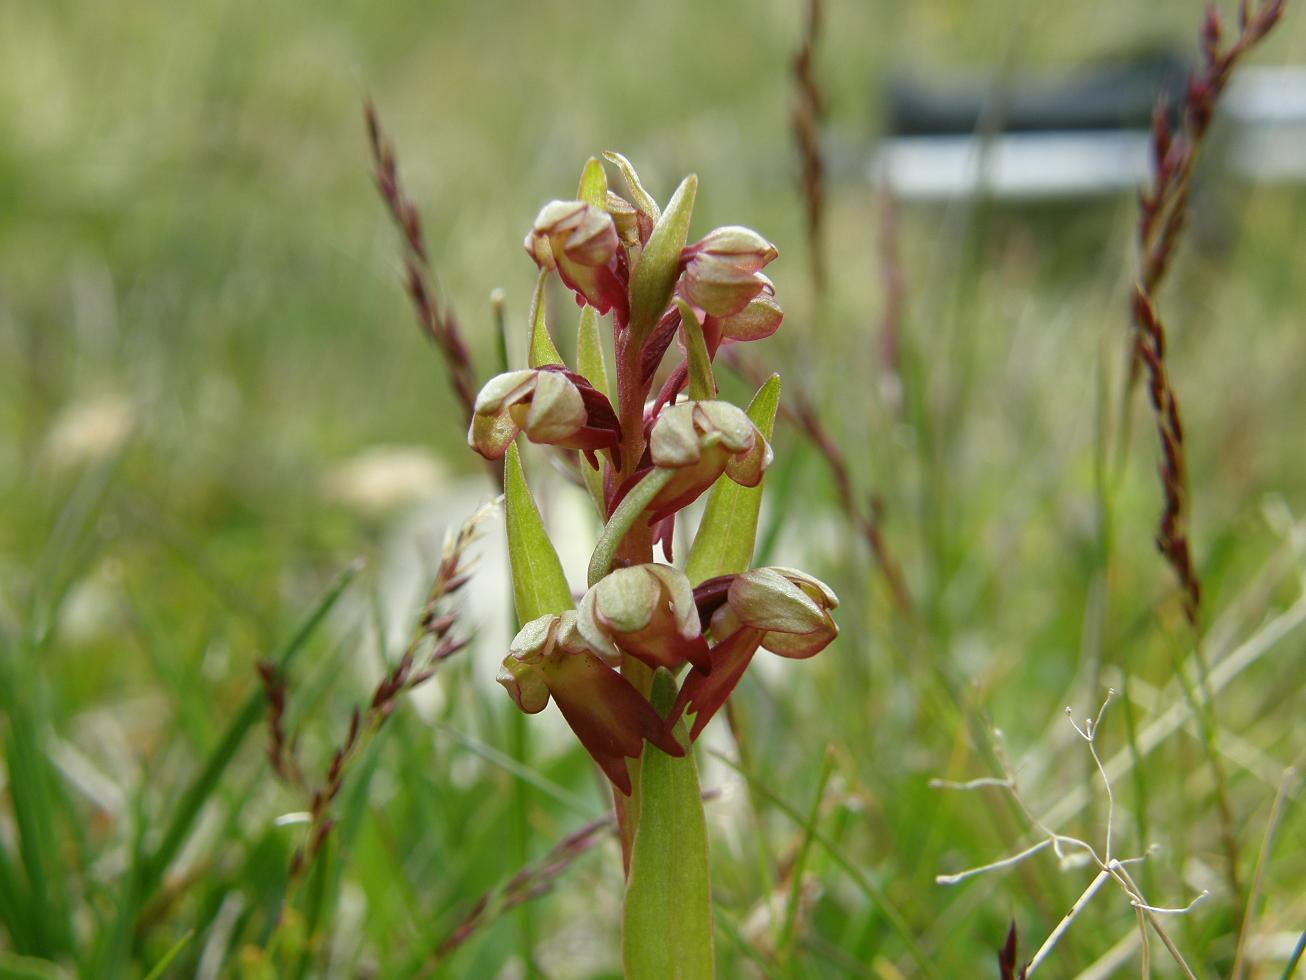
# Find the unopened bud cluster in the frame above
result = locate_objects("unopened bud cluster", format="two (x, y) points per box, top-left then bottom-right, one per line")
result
(470, 153), (838, 793)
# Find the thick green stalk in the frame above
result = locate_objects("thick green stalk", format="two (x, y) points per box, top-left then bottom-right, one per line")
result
(622, 670), (713, 979)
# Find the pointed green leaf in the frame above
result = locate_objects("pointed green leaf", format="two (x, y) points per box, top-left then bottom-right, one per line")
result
(576, 305), (611, 515)
(141, 930), (195, 980)
(622, 669), (713, 979)
(602, 151), (660, 222)
(577, 157), (608, 210)
(675, 299), (716, 402)
(628, 174), (696, 344)
(576, 305), (609, 400)
(505, 444), (574, 619)
(684, 375), (781, 585)
(491, 287), (511, 374)
(526, 270), (563, 369)
(580, 465), (606, 533)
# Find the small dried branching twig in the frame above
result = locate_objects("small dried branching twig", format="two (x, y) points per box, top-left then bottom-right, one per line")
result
(264, 500), (496, 879)
(933, 691), (1208, 977)
(365, 101), (500, 485)
(792, 0), (825, 295)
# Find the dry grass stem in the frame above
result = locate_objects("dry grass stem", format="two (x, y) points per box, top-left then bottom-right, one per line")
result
(727, 349), (915, 616)
(1128, 0), (1287, 623)
(365, 101), (500, 486)
(792, 0), (825, 295)
(267, 499), (496, 878)
(876, 185), (906, 413)
(421, 811), (617, 972)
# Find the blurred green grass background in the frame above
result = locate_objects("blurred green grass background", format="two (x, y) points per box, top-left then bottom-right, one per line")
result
(3, 0), (1306, 976)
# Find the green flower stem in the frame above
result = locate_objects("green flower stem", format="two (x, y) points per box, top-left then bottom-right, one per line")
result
(587, 468), (673, 587)
(622, 669), (714, 979)
(614, 653), (655, 875)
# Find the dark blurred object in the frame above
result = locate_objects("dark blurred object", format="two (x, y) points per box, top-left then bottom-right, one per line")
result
(887, 50), (1189, 136)
(872, 51), (1306, 200)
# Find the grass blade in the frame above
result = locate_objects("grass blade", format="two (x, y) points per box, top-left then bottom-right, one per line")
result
(141, 930), (194, 980)
(141, 559), (362, 896)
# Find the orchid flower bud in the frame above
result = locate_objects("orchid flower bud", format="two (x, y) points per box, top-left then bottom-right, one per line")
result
(497, 611), (684, 795)
(606, 191), (647, 247)
(578, 564), (710, 672)
(680, 225), (778, 318)
(645, 400), (772, 521)
(724, 566), (839, 659)
(704, 274), (783, 349)
(525, 200), (627, 317)
(671, 567), (839, 739)
(468, 366), (619, 464)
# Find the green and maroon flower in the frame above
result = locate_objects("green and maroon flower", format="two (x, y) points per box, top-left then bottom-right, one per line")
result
(498, 611), (684, 795)
(671, 567), (839, 739)
(468, 366), (619, 464)
(644, 400), (772, 522)
(577, 563), (710, 672)
(525, 200), (628, 320)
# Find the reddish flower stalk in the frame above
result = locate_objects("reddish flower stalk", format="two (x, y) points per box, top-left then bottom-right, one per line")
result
(265, 503), (488, 879)
(792, 0), (826, 295)
(257, 660), (302, 786)
(1135, 0), (1287, 301)
(365, 101), (500, 486)
(1131, 287), (1200, 625)
(1129, 0), (1286, 624)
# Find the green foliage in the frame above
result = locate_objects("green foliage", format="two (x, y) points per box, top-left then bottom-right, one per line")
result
(685, 374), (781, 585)
(627, 175), (696, 344)
(505, 443), (575, 619)
(526, 270), (564, 369)
(622, 671), (713, 979)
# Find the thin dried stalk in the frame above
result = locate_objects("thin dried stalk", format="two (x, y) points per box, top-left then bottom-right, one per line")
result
(792, 0), (825, 295)
(1136, 1), (1287, 300)
(1128, 0), (1287, 622)
(728, 350), (914, 617)
(935, 695), (1208, 978)
(1131, 287), (1200, 624)
(265, 501), (493, 879)
(876, 185), (906, 414)
(365, 100), (501, 486)
(420, 811), (616, 971)
(1122, 0), (1287, 910)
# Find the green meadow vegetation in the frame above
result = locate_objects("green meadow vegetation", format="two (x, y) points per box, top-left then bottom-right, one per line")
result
(2, 0), (1305, 975)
